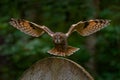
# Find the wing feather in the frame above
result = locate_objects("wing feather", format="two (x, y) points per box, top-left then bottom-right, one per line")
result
(9, 18), (54, 37)
(66, 19), (110, 36)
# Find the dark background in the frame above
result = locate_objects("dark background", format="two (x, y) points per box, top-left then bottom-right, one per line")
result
(0, 0), (120, 80)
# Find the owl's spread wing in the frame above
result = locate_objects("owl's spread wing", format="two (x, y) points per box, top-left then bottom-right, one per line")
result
(66, 19), (110, 36)
(9, 18), (54, 37)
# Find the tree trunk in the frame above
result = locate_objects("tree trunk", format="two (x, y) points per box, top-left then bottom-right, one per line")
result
(85, 0), (100, 74)
(19, 57), (94, 80)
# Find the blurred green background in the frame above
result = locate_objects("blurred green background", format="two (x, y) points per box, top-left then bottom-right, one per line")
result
(0, 0), (120, 80)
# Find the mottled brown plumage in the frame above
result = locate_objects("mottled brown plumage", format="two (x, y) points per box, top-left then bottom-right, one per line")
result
(48, 32), (79, 56)
(9, 18), (110, 56)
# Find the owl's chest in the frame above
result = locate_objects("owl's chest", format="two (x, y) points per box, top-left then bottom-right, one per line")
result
(54, 43), (68, 52)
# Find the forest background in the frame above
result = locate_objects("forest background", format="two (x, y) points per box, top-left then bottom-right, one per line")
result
(0, 0), (120, 80)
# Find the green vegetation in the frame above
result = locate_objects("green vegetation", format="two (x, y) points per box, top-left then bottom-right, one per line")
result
(0, 0), (120, 80)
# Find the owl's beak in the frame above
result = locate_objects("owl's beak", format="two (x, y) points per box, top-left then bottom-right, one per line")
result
(55, 39), (61, 44)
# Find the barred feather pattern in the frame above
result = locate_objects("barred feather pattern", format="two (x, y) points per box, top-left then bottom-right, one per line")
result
(76, 19), (111, 36)
(9, 18), (44, 37)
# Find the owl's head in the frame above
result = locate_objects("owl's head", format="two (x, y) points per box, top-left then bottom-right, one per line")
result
(53, 32), (67, 44)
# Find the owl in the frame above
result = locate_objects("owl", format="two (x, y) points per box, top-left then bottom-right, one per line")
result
(9, 18), (110, 56)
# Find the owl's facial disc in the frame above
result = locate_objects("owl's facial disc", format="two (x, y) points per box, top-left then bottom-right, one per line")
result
(54, 36), (61, 44)
(53, 32), (65, 44)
